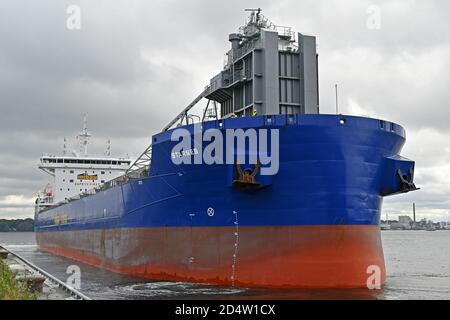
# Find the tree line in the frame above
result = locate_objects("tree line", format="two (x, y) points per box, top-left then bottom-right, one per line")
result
(0, 219), (34, 232)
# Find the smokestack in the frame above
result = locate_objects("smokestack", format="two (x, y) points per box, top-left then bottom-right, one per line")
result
(229, 33), (241, 50)
(413, 203), (416, 223)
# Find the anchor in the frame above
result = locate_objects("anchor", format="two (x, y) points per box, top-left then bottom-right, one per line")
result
(232, 161), (261, 187)
(397, 167), (417, 193)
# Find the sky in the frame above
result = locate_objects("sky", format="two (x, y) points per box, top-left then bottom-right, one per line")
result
(0, 0), (449, 221)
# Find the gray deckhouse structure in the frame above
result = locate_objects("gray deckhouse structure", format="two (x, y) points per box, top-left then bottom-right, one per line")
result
(162, 9), (319, 132)
(204, 9), (319, 118)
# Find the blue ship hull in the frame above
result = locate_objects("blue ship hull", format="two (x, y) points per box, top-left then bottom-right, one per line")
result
(35, 114), (416, 288)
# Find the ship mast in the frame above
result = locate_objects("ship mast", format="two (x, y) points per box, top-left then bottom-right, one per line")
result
(77, 113), (91, 157)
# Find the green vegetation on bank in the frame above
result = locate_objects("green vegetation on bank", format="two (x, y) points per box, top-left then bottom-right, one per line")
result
(0, 260), (38, 300)
(0, 219), (34, 232)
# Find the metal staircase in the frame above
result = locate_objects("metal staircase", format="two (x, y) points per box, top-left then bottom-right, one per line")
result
(125, 144), (152, 178)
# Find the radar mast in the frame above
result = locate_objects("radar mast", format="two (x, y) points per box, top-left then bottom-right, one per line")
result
(77, 113), (91, 157)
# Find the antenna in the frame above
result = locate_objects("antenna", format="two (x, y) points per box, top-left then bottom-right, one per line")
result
(245, 8), (262, 23)
(83, 114), (87, 134)
(245, 7), (262, 14)
(63, 137), (67, 155)
(335, 84), (339, 114)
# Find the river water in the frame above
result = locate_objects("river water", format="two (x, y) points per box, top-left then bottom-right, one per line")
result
(1, 231), (449, 300)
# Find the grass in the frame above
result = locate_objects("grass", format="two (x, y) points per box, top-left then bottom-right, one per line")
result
(0, 260), (38, 300)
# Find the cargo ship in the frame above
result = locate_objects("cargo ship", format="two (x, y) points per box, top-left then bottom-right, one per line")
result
(35, 10), (418, 288)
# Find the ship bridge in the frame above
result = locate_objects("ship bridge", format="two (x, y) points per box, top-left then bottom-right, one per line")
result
(36, 116), (131, 207)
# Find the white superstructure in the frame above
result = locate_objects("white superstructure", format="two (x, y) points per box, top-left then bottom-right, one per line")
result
(36, 116), (131, 207)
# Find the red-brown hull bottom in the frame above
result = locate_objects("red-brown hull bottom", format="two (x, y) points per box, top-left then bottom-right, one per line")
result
(36, 225), (385, 288)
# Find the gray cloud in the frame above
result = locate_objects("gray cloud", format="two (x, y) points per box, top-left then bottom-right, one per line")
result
(0, 0), (449, 220)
